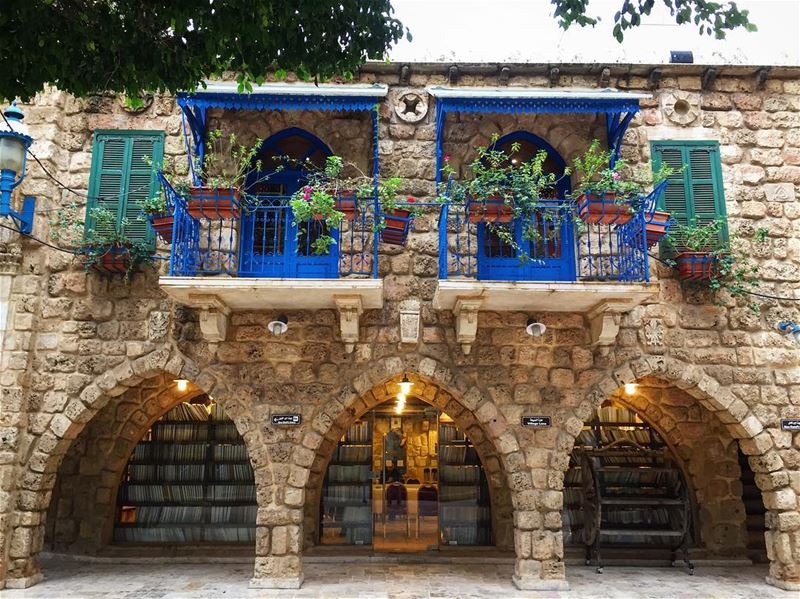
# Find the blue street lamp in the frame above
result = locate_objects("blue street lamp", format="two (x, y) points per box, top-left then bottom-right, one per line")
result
(0, 102), (35, 234)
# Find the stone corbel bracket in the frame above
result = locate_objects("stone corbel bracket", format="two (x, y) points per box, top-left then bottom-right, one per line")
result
(335, 296), (363, 353)
(587, 299), (633, 347)
(189, 294), (230, 343)
(453, 298), (483, 355)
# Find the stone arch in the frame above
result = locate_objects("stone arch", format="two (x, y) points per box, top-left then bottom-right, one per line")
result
(604, 380), (748, 557)
(4, 346), (273, 587)
(300, 370), (515, 550)
(569, 354), (799, 590)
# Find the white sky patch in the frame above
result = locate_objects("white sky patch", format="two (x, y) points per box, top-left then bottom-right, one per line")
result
(386, 0), (800, 66)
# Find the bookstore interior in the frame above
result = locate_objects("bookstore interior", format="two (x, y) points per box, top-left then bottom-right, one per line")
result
(113, 395), (762, 562)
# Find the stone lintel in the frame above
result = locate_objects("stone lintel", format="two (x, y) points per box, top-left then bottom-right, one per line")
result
(334, 296), (363, 354)
(453, 298), (483, 355)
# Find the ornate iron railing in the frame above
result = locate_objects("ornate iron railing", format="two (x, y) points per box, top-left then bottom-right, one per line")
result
(438, 185), (666, 283)
(159, 175), (378, 278)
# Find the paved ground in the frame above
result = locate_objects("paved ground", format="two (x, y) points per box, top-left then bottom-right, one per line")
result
(3, 556), (788, 598)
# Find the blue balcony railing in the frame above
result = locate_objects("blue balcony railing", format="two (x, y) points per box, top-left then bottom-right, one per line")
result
(160, 175), (378, 278)
(438, 188), (664, 284)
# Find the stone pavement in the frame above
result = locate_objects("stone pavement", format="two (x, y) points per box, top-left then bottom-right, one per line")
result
(2, 556), (791, 598)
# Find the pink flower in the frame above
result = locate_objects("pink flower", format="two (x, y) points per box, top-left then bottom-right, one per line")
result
(444, 154), (451, 162)
(303, 186), (311, 201)
(406, 196), (416, 203)
(612, 172), (621, 181)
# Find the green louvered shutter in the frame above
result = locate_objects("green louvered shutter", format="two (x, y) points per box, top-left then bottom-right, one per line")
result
(651, 141), (727, 246)
(86, 131), (164, 244)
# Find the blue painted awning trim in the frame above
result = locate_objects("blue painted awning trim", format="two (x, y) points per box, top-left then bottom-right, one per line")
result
(435, 96), (641, 115)
(176, 92), (383, 113)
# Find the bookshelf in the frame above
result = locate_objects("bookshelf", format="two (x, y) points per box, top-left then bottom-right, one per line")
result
(320, 420), (372, 545)
(113, 401), (256, 544)
(564, 403), (692, 573)
(438, 422), (491, 546)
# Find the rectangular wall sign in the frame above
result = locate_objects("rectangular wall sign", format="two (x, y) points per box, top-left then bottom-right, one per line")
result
(522, 416), (551, 428)
(780, 419), (800, 431)
(272, 414), (302, 425)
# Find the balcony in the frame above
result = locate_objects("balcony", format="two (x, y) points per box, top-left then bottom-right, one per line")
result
(433, 193), (663, 353)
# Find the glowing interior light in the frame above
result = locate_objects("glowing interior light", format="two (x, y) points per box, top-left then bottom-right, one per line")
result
(398, 373), (413, 395)
(624, 383), (638, 396)
(174, 379), (188, 392)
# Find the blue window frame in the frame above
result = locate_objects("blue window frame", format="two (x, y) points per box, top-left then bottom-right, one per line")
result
(239, 128), (340, 278)
(476, 131), (575, 281)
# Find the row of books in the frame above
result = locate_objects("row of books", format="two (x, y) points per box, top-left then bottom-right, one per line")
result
(440, 486), (479, 503)
(440, 445), (466, 464)
(114, 526), (255, 544)
(345, 421), (370, 444)
(439, 465), (480, 484)
(439, 424), (465, 442)
(164, 403), (210, 421)
(331, 444), (371, 463)
(120, 505), (257, 526)
(127, 465), (205, 483)
(133, 443), (207, 462)
(119, 484), (257, 504)
(596, 405), (642, 424)
(440, 505), (490, 522)
(327, 465), (370, 483)
(323, 484), (371, 504)
(214, 444), (249, 461)
(213, 464), (254, 481)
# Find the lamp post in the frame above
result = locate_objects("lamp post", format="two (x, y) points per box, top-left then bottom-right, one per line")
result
(0, 102), (35, 234)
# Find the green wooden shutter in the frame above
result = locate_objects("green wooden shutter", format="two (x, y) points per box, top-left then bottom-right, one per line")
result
(86, 130), (164, 244)
(651, 141), (727, 244)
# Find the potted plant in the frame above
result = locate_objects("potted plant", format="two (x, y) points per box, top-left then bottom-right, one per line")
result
(187, 130), (264, 220)
(571, 140), (647, 225)
(665, 221), (767, 312)
(666, 220), (722, 280)
(438, 140), (570, 262)
(372, 177), (419, 245)
(140, 190), (174, 243)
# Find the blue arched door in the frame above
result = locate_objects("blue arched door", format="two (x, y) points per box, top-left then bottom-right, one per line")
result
(239, 128), (340, 278)
(476, 131), (575, 281)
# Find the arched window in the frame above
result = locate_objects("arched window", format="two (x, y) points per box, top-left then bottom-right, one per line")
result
(241, 128), (339, 276)
(477, 131), (574, 281)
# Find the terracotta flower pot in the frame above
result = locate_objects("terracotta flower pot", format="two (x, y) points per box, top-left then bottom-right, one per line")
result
(380, 208), (412, 245)
(187, 187), (240, 220)
(578, 192), (633, 225)
(148, 214), (174, 243)
(467, 197), (513, 224)
(675, 251), (717, 281)
(645, 211), (671, 247)
(89, 247), (131, 275)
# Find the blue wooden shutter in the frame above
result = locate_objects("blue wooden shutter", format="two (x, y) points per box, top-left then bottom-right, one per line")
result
(651, 141), (727, 242)
(86, 131), (164, 243)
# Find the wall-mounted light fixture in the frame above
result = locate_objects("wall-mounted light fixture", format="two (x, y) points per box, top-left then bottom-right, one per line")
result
(268, 314), (288, 336)
(777, 321), (800, 344)
(398, 373), (413, 395)
(624, 383), (638, 396)
(525, 318), (546, 338)
(0, 102), (35, 234)
(174, 379), (188, 393)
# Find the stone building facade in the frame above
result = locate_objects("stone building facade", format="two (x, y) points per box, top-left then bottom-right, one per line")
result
(0, 63), (799, 592)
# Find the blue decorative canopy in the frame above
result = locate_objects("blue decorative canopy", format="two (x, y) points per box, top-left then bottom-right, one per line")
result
(427, 86), (650, 179)
(178, 82), (388, 185)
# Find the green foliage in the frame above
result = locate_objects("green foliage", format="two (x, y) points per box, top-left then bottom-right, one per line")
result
(551, 0), (755, 42)
(139, 190), (168, 216)
(1, 1), (409, 101)
(197, 130), (264, 191)
(571, 139), (677, 211)
(666, 220), (769, 313)
(51, 204), (154, 277)
(440, 137), (571, 264)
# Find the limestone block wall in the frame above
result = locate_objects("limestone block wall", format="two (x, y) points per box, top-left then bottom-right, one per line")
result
(0, 65), (799, 590)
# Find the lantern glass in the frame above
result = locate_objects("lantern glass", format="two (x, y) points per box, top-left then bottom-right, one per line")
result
(0, 134), (25, 175)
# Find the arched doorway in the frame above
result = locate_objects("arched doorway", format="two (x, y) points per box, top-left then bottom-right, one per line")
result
(318, 396), (493, 551)
(477, 130), (574, 281)
(564, 399), (696, 571)
(239, 127), (338, 277)
(113, 395), (256, 545)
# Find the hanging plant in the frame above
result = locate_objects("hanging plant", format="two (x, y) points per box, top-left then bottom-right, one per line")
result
(139, 190), (174, 243)
(572, 140), (674, 226)
(665, 220), (768, 313)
